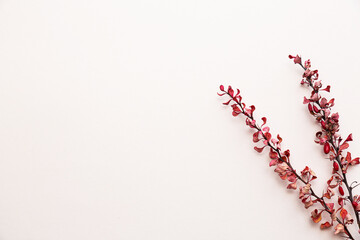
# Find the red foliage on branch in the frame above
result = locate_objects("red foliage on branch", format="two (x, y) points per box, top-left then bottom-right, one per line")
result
(218, 55), (360, 239)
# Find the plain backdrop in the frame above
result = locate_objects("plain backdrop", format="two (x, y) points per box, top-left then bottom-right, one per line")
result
(0, 0), (360, 239)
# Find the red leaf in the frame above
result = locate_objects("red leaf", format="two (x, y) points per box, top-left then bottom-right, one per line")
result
(321, 120), (326, 129)
(269, 149), (278, 159)
(219, 85), (225, 91)
(264, 132), (271, 141)
(340, 208), (347, 220)
(339, 142), (349, 151)
(289, 54), (301, 64)
(311, 209), (322, 223)
(231, 105), (241, 117)
(223, 99), (232, 105)
(326, 203), (334, 211)
(320, 222), (331, 229)
(287, 182), (297, 190)
(338, 197), (344, 206)
(319, 98), (328, 108)
(345, 134), (353, 142)
(284, 150), (290, 158)
(324, 142), (330, 154)
(253, 132), (260, 143)
(249, 105), (255, 115)
(350, 157), (360, 166)
(333, 161), (339, 173)
(217, 92), (226, 96)
(339, 186), (344, 196)
(254, 146), (265, 153)
(308, 103), (313, 114)
(346, 152), (352, 162)
(303, 97), (310, 104)
(287, 173), (297, 183)
(269, 159), (277, 167)
(322, 85), (331, 92)
(232, 111), (240, 117)
(313, 105), (320, 113)
(261, 117), (267, 126)
(279, 174), (287, 180)
(228, 86), (234, 97)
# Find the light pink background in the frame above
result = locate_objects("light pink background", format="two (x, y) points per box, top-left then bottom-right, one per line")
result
(0, 0), (360, 239)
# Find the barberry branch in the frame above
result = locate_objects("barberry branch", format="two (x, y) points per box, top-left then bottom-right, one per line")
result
(289, 55), (360, 233)
(219, 85), (355, 239)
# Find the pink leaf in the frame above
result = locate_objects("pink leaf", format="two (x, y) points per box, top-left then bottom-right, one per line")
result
(334, 224), (345, 235)
(303, 97), (310, 104)
(269, 159), (277, 167)
(287, 182), (297, 190)
(320, 98), (328, 108)
(262, 126), (270, 132)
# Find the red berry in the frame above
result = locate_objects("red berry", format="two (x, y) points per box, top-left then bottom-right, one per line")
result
(324, 142), (330, 154)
